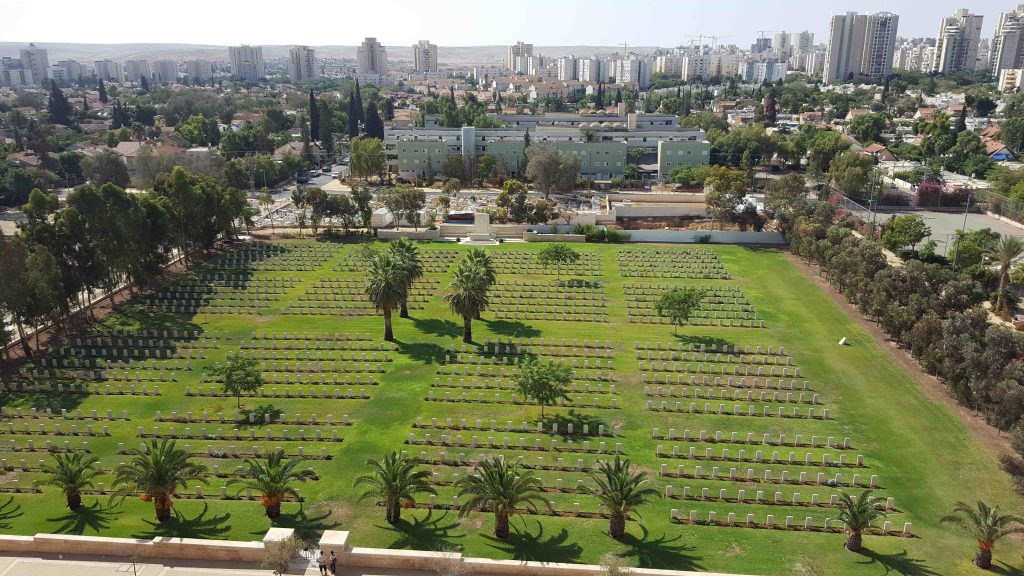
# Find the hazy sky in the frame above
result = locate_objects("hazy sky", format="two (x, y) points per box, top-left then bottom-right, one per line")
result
(0, 0), (1013, 47)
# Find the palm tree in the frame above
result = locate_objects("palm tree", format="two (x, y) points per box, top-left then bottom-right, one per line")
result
(355, 451), (435, 524)
(34, 451), (101, 511)
(229, 450), (316, 519)
(388, 238), (423, 319)
(455, 457), (550, 539)
(258, 191), (275, 234)
(836, 489), (887, 552)
(941, 500), (1024, 568)
(291, 188), (306, 237)
(365, 253), (407, 341)
(110, 439), (208, 522)
(445, 262), (491, 343)
(466, 249), (496, 320)
(986, 236), (1024, 312)
(580, 456), (659, 539)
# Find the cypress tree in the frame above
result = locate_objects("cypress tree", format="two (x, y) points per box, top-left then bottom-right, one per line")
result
(614, 88), (622, 106)
(309, 89), (320, 142)
(954, 107), (967, 134)
(384, 98), (395, 121)
(354, 80), (364, 122)
(348, 94), (359, 138)
(365, 100), (384, 139)
(47, 80), (72, 125)
(98, 78), (108, 103)
(82, 95), (89, 112)
(140, 75), (150, 91)
(595, 83), (604, 109)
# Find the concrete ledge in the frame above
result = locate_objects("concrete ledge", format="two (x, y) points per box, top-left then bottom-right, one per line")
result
(378, 228), (441, 240)
(523, 232), (586, 242)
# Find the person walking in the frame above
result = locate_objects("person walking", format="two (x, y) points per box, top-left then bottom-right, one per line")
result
(317, 549), (327, 575)
(329, 550), (337, 575)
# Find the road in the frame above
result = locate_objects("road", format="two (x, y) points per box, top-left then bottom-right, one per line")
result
(263, 163), (350, 202)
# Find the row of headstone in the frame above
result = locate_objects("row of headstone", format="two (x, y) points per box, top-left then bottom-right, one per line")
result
(139, 426), (343, 442)
(643, 377), (811, 392)
(651, 429), (852, 450)
(156, 410), (350, 426)
(644, 387), (820, 406)
(185, 386), (370, 400)
(0, 407), (128, 421)
(409, 433), (621, 454)
(669, 509), (910, 536)
(414, 417), (619, 437)
(658, 463), (877, 487)
(654, 444), (864, 468)
(665, 486), (894, 511)
(640, 362), (797, 377)
(427, 390), (618, 409)
(438, 365), (615, 382)
(433, 377), (614, 395)
(646, 400), (830, 420)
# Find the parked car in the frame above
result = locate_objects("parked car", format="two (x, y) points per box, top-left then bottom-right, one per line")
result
(296, 176), (310, 184)
(308, 170), (319, 177)
(321, 166), (331, 173)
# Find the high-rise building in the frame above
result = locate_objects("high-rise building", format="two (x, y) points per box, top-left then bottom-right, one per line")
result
(56, 60), (83, 82)
(752, 38), (773, 54)
(555, 56), (577, 81)
(412, 40), (438, 73)
(507, 41), (533, 73)
(773, 32), (793, 56)
(823, 11), (898, 83)
(932, 9), (984, 73)
(288, 45), (320, 83)
(578, 57), (605, 82)
(740, 60), (788, 82)
(1, 57), (33, 88)
(654, 55), (683, 76)
(94, 60), (123, 82)
(228, 45), (265, 81)
(991, 5), (1024, 77)
(357, 37), (388, 75)
(19, 43), (49, 85)
(978, 38), (992, 71)
(681, 52), (741, 81)
(795, 31), (815, 53)
(152, 60), (178, 84)
(186, 59), (213, 82)
(614, 57), (651, 89)
(124, 60), (152, 84)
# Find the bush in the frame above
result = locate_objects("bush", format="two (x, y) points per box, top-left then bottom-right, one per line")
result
(1012, 425), (1024, 458)
(572, 224), (630, 243)
(695, 234), (712, 244)
(605, 229), (630, 243)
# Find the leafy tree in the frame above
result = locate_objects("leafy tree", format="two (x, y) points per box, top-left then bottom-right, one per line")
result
(703, 165), (748, 225)
(350, 137), (385, 180)
(110, 439), (208, 522)
(951, 228), (1000, 269)
(81, 149), (130, 188)
(525, 146), (579, 199)
(829, 150), (874, 198)
(355, 452), (435, 524)
(455, 457), (550, 539)
(836, 490), (886, 552)
(229, 450), (315, 518)
(177, 114), (220, 147)
(442, 154), (466, 182)
(848, 112), (885, 144)
(537, 243), (579, 279)
(365, 252), (407, 341)
(445, 259), (491, 343)
(34, 452), (101, 511)
(668, 165), (713, 188)
(987, 237), (1024, 312)
(388, 238), (423, 318)
(580, 456), (659, 539)
(512, 358), (572, 417)
(941, 501), (1024, 569)
(764, 173), (808, 217)
(212, 354), (263, 408)
(258, 192), (275, 233)
(881, 214), (930, 252)
(655, 287), (707, 334)
(350, 185), (374, 232)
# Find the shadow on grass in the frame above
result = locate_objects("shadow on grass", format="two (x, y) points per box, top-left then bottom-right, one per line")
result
(544, 410), (607, 435)
(394, 341), (448, 365)
(617, 525), (703, 571)
(47, 500), (115, 533)
(672, 334), (735, 350)
(412, 318), (462, 339)
(485, 517), (582, 563)
(0, 392), (89, 413)
(383, 509), (461, 550)
(854, 548), (941, 576)
(236, 404), (284, 428)
(268, 503), (333, 543)
(133, 501), (232, 539)
(0, 497), (23, 529)
(484, 320), (541, 339)
(990, 560), (1024, 576)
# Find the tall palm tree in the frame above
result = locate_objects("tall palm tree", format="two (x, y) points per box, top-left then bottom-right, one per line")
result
(34, 451), (101, 511)
(110, 439), (208, 522)
(229, 450), (316, 519)
(365, 253), (407, 341)
(580, 456), (659, 539)
(291, 188), (306, 237)
(836, 489), (887, 552)
(355, 451), (435, 524)
(941, 500), (1024, 568)
(388, 238), (423, 319)
(986, 236), (1024, 312)
(466, 249), (496, 320)
(445, 262), (491, 343)
(455, 457), (549, 539)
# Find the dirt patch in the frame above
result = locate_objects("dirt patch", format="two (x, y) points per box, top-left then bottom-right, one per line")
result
(457, 515), (485, 532)
(723, 541), (745, 558)
(785, 252), (1017, 459)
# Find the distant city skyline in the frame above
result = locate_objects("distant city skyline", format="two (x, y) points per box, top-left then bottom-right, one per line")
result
(0, 0), (1015, 49)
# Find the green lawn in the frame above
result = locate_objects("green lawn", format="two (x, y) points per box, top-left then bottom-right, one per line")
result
(1, 241), (1021, 576)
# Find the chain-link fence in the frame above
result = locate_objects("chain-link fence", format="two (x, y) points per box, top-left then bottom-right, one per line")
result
(972, 188), (1024, 226)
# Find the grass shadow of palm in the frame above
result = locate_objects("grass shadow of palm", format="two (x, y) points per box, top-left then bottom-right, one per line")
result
(544, 410), (608, 435)
(383, 509), (462, 550)
(672, 334), (735, 350)
(266, 503), (333, 543)
(617, 525), (703, 571)
(133, 501), (232, 539)
(0, 496), (23, 529)
(393, 341), (447, 365)
(484, 320), (541, 338)
(411, 318), (462, 339)
(484, 517), (582, 563)
(46, 500), (115, 533)
(854, 548), (942, 576)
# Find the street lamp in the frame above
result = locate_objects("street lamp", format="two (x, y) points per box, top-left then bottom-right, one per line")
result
(951, 189), (972, 273)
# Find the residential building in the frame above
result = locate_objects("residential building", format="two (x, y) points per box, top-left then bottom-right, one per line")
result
(932, 9), (984, 73)
(525, 55), (547, 76)
(412, 40), (438, 73)
(186, 59), (213, 82)
(614, 57), (651, 89)
(893, 38), (936, 71)
(978, 39), (991, 72)
(752, 38), (773, 54)
(654, 55), (683, 76)
(739, 60), (788, 82)
(991, 5), (1024, 77)
(795, 31), (815, 53)
(471, 66), (506, 82)
(507, 41), (533, 73)
(56, 60), (83, 82)
(998, 68), (1024, 90)
(555, 56), (577, 81)
(356, 37), (388, 75)
(288, 45), (319, 83)
(823, 11), (898, 83)
(18, 43), (49, 85)
(124, 60), (151, 84)
(387, 113), (708, 180)
(152, 60), (178, 84)
(681, 52), (740, 81)
(229, 45), (265, 81)
(0, 58), (33, 88)
(578, 57), (605, 82)
(93, 59), (123, 82)
(773, 32), (793, 56)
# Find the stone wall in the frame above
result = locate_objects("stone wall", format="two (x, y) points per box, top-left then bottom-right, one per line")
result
(0, 529), (288, 562)
(377, 228), (441, 240)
